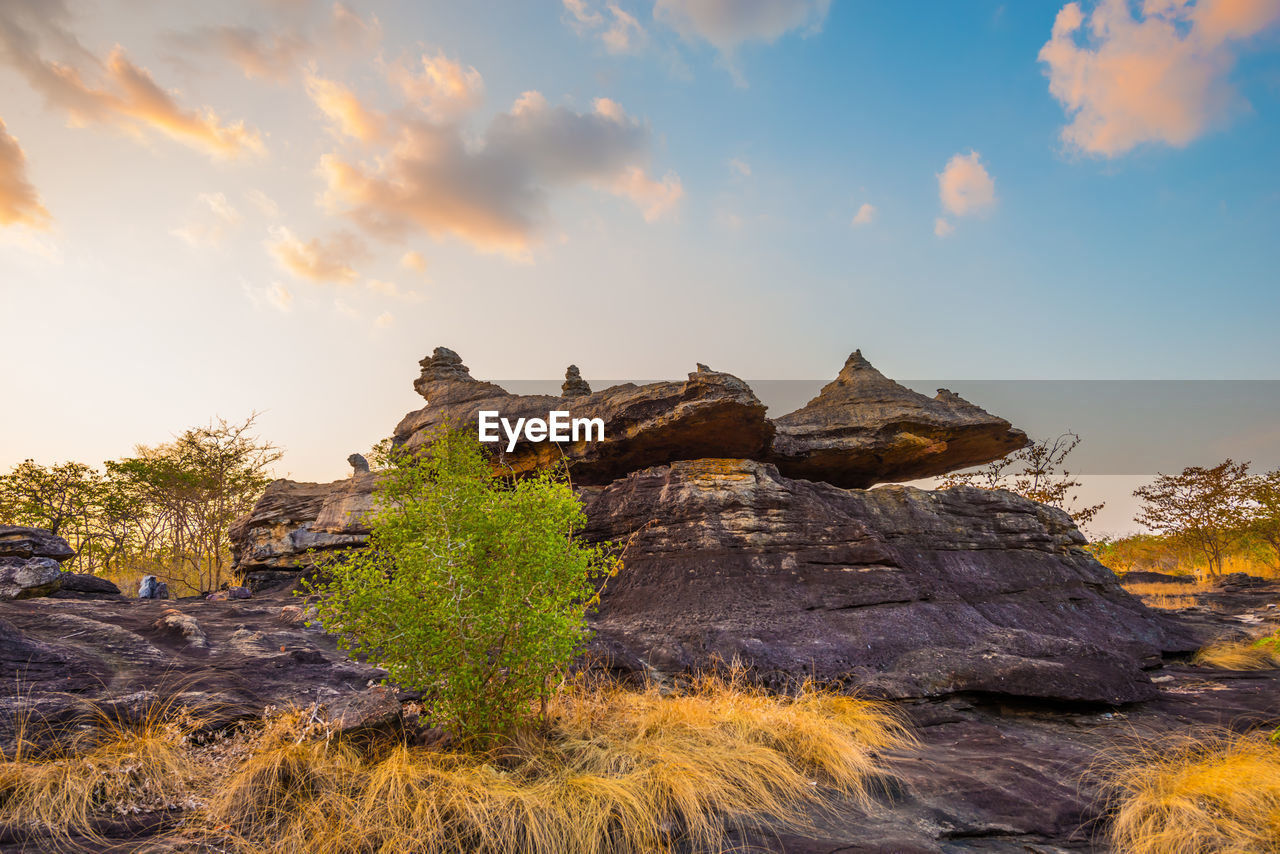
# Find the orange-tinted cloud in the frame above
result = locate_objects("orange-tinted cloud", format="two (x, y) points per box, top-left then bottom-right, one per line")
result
(1039, 0), (1280, 157)
(266, 225), (366, 282)
(318, 89), (681, 254)
(562, 1), (648, 54)
(851, 202), (876, 227)
(0, 5), (263, 159)
(937, 151), (996, 217)
(387, 52), (484, 121)
(305, 73), (386, 142)
(0, 118), (50, 228)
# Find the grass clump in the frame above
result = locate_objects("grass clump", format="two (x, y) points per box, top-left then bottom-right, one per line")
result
(1105, 732), (1280, 854)
(0, 703), (198, 842)
(1193, 630), (1280, 670)
(201, 673), (911, 854)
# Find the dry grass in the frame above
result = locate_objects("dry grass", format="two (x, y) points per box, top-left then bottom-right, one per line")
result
(1193, 632), (1280, 671)
(201, 673), (910, 854)
(1105, 732), (1280, 854)
(1122, 580), (1214, 611)
(0, 676), (910, 852)
(0, 701), (199, 842)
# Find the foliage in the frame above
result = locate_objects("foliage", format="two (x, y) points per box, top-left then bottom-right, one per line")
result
(941, 431), (1103, 526)
(1104, 733), (1280, 854)
(1249, 469), (1280, 572)
(1133, 459), (1253, 577)
(308, 429), (620, 740)
(0, 415), (279, 592)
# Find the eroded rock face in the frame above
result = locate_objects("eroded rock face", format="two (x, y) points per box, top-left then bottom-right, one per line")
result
(769, 351), (1029, 488)
(580, 459), (1196, 703)
(394, 347), (774, 485)
(229, 478), (373, 587)
(0, 526), (76, 562)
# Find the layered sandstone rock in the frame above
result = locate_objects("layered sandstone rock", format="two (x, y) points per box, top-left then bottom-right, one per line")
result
(0, 526), (75, 600)
(580, 459), (1195, 703)
(768, 350), (1029, 487)
(394, 348), (774, 485)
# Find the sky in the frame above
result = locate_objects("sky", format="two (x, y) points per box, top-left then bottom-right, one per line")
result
(1, 0), (1278, 533)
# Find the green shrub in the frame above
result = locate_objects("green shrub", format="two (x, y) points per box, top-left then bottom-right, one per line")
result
(308, 429), (619, 741)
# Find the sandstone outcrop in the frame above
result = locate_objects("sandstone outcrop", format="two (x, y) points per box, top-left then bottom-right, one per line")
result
(394, 347), (773, 485)
(227, 347), (1189, 705)
(768, 351), (1028, 487)
(0, 526), (74, 600)
(580, 459), (1196, 703)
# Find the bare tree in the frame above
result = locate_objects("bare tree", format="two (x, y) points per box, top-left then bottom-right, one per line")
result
(942, 431), (1104, 527)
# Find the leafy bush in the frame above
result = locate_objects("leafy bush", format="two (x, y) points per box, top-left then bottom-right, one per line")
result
(309, 429), (619, 740)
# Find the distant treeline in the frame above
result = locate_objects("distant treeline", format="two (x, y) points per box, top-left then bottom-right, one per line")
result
(0, 415), (278, 595)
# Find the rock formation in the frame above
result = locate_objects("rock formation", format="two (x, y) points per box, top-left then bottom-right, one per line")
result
(768, 350), (1028, 487)
(579, 459), (1195, 703)
(561, 365), (591, 397)
(228, 346), (1190, 703)
(0, 526), (75, 600)
(394, 347), (773, 484)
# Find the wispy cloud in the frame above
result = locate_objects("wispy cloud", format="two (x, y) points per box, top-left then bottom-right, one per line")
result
(0, 117), (50, 228)
(935, 150), (995, 235)
(0, 2), (264, 159)
(172, 191), (243, 246)
(266, 225), (366, 282)
(851, 202), (876, 227)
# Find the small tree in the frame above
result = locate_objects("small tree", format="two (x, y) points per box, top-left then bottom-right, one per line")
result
(941, 431), (1104, 527)
(309, 429), (619, 741)
(1246, 469), (1280, 573)
(1133, 459), (1252, 577)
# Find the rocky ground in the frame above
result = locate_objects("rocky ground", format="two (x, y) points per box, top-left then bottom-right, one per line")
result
(0, 576), (1276, 852)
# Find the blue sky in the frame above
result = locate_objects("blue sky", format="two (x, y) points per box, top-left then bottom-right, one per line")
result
(1, 0), (1278, 493)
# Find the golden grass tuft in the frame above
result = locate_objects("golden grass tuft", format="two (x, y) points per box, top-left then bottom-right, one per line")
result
(1105, 733), (1280, 854)
(1193, 634), (1280, 671)
(201, 673), (911, 854)
(0, 703), (198, 842)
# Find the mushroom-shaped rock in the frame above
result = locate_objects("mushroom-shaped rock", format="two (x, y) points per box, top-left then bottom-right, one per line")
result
(768, 350), (1029, 488)
(412, 346), (507, 404)
(347, 453), (370, 474)
(561, 365), (591, 398)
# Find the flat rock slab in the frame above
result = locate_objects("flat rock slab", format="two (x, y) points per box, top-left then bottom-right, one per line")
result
(0, 585), (384, 753)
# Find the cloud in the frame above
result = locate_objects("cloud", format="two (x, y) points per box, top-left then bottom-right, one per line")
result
(937, 150), (996, 217)
(169, 2), (381, 83)
(366, 278), (423, 301)
(246, 188), (280, 218)
(851, 202), (876, 227)
(728, 157), (751, 178)
(1039, 0), (1280, 157)
(374, 310), (394, 328)
(610, 166), (684, 221)
(0, 4), (264, 159)
(266, 225), (366, 282)
(653, 0), (831, 51)
(306, 72), (386, 141)
(171, 191), (243, 246)
(243, 280), (293, 312)
(934, 217), (954, 237)
(0, 118), (50, 228)
(387, 51), (485, 121)
(400, 250), (428, 272)
(318, 89), (681, 254)
(563, 1), (648, 53)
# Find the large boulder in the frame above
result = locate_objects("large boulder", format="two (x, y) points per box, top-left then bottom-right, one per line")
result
(579, 459), (1196, 703)
(394, 348), (774, 485)
(229, 478), (373, 588)
(0, 526), (75, 600)
(768, 351), (1029, 488)
(0, 525), (75, 562)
